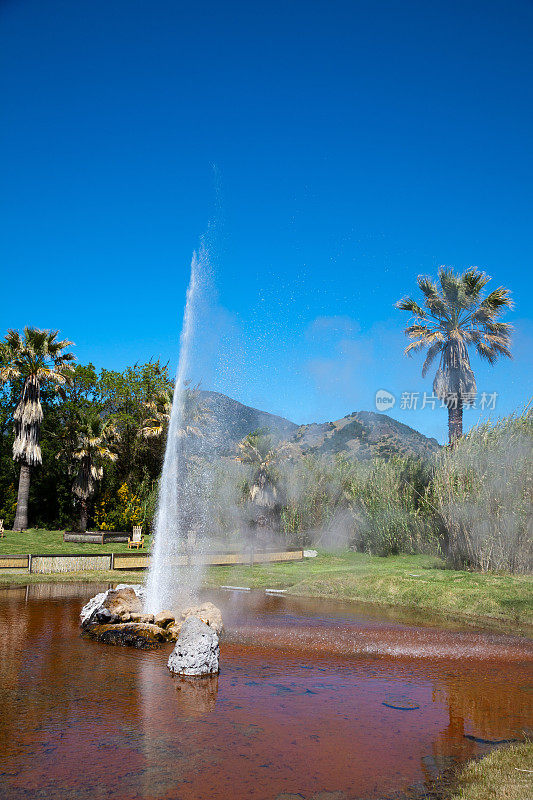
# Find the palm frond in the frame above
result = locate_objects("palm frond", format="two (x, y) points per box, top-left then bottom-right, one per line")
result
(422, 341), (443, 378)
(483, 320), (513, 338)
(489, 341), (512, 360)
(475, 342), (498, 364)
(461, 268), (490, 301)
(439, 267), (469, 312)
(475, 287), (514, 318)
(395, 297), (426, 318)
(404, 340), (426, 356)
(418, 275), (449, 318)
(404, 324), (435, 340)
(0, 365), (21, 382)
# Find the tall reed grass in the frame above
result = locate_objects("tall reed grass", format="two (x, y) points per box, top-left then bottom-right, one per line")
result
(432, 407), (532, 572)
(280, 408), (532, 573)
(134, 409), (533, 574)
(281, 453), (438, 556)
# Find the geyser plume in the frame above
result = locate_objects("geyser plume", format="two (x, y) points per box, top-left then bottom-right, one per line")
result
(145, 246), (209, 614)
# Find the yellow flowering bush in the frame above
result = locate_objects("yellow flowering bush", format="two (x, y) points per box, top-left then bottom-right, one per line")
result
(93, 497), (114, 530)
(94, 483), (145, 531)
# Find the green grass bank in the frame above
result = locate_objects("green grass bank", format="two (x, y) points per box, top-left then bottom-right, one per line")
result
(204, 552), (533, 628)
(450, 742), (533, 800)
(0, 528), (153, 554)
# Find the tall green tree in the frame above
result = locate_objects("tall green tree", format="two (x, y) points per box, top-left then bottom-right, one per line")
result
(98, 360), (172, 486)
(396, 268), (513, 444)
(0, 328), (75, 529)
(71, 412), (119, 531)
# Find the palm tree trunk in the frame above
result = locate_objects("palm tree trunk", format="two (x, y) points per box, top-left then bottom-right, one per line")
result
(448, 398), (463, 445)
(13, 463), (31, 530)
(79, 500), (89, 532)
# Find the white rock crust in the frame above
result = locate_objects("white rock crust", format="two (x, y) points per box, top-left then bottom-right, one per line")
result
(167, 616), (220, 676)
(80, 584), (145, 625)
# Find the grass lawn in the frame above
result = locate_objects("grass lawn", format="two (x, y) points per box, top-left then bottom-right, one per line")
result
(0, 528), (153, 554)
(205, 551), (533, 628)
(1, 531), (531, 629)
(450, 742), (533, 800)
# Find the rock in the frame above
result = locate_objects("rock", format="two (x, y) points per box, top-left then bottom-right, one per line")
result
(80, 590), (110, 626)
(130, 612), (154, 624)
(95, 607), (119, 625)
(80, 585), (144, 628)
(80, 588), (222, 656)
(180, 602), (223, 635)
(83, 622), (171, 649)
(167, 623), (182, 641)
(154, 610), (175, 629)
(167, 617), (220, 676)
(104, 587), (142, 617)
(80, 586), (164, 647)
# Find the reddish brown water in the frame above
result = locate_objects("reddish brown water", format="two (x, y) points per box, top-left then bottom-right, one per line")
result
(1, 583), (532, 800)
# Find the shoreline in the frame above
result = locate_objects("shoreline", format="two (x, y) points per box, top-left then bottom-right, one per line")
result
(1, 551), (532, 635)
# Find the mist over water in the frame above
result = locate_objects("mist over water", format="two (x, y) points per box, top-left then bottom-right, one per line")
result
(145, 245), (210, 614)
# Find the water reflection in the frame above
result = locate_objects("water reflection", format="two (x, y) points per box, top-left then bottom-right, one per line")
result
(434, 668), (532, 741)
(0, 583), (531, 800)
(173, 674), (219, 716)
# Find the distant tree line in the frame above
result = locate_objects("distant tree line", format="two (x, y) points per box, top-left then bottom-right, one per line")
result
(1, 316), (530, 574)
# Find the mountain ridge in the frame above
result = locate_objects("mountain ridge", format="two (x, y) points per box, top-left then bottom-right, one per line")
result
(201, 390), (440, 461)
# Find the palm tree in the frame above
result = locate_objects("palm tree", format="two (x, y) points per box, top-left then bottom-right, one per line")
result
(236, 430), (290, 533)
(139, 389), (172, 439)
(71, 412), (119, 531)
(396, 267), (513, 444)
(0, 328), (75, 529)
(139, 382), (211, 440)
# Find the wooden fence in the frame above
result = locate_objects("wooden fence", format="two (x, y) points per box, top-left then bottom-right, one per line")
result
(0, 549), (304, 574)
(0, 554), (29, 571)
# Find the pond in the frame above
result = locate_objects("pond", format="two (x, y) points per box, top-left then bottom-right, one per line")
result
(1, 583), (531, 800)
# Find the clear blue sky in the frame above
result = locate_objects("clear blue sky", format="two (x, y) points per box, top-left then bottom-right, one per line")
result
(1, 0), (532, 442)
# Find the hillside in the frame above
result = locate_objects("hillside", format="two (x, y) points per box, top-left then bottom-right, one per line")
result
(202, 391), (440, 461)
(201, 390), (298, 452)
(290, 410), (439, 460)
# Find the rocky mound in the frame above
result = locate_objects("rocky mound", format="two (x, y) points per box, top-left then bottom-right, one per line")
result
(80, 586), (223, 651)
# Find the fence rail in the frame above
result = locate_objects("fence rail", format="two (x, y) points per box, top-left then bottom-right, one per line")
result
(0, 554), (29, 570)
(0, 549), (304, 574)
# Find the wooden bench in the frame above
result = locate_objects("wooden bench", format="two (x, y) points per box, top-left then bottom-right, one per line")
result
(63, 531), (129, 545)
